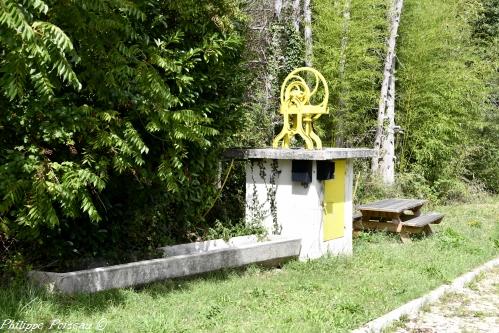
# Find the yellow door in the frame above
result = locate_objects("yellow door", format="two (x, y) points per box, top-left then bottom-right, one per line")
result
(323, 159), (346, 241)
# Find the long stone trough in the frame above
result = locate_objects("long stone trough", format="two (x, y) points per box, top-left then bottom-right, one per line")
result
(28, 235), (301, 294)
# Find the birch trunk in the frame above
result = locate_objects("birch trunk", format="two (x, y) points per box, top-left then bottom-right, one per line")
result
(336, 0), (351, 146)
(338, 0), (351, 77)
(275, 0), (283, 20)
(292, 0), (301, 32)
(380, 63), (396, 184)
(303, 0), (312, 66)
(372, 0), (404, 184)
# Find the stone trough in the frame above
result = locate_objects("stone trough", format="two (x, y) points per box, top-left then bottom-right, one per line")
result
(28, 235), (301, 294)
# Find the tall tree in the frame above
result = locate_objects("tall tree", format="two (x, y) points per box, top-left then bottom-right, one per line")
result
(372, 0), (404, 184)
(303, 0), (312, 66)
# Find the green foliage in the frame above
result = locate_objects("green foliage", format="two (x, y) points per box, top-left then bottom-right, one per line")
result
(315, 0), (497, 200)
(0, 0), (81, 100)
(0, 0), (247, 268)
(474, 0), (499, 39)
(396, 0), (498, 199)
(437, 227), (466, 249)
(467, 0), (499, 193)
(313, 0), (390, 147)
(204, 219), (265, 241)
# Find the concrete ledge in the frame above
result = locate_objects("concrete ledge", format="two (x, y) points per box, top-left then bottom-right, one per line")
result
(352, 256), (499, 333)
(29, 235), (301, 294)
(224, 148), (375, 160)
(159, 235), (265, 256)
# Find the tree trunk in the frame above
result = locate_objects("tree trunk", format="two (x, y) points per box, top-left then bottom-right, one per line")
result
(380, 63), (396, 184)
(292, 0), (301, 32)
(336, 0), (351, 146)
(275, 0), (283, 20)
(303, 0), (312, 67)
(372, 0), (404, 184)
(338, 0), (351, 77)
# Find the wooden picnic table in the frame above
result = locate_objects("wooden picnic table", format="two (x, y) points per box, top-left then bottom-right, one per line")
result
(354, 198), (443, 242)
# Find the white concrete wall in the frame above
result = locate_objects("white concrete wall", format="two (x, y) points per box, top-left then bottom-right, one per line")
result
(245, 159), (353, 260)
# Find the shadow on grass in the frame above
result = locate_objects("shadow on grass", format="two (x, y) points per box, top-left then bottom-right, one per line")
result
(134, 262), (286, 299)
(0, 262), (283, 321)
(0, 279), (127, 320)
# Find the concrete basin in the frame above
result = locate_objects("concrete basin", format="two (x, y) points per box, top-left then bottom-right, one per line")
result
(28, 235), (301, 294)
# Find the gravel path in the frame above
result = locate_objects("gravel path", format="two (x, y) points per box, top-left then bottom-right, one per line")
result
(394, 266), (499, 333)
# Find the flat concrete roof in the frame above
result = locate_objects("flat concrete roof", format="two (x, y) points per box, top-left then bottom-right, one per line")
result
(224, 148), (376, 160)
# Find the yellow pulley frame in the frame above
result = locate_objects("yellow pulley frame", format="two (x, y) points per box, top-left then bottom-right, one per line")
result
(272, 67), (329, 150)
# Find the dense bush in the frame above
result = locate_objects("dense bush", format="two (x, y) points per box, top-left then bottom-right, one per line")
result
(0, 0), (246, 270)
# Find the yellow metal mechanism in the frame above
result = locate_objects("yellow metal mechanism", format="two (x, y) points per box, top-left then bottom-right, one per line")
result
(272, 67), (329, 149)
(323, 160), (346, 241)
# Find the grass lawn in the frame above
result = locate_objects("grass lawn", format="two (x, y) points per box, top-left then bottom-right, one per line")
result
(1, 197), (498, 332)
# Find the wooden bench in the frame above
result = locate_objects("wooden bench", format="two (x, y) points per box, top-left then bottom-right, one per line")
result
(353, 211), (362, 222)
(354, 199), (444, 243)
(402, 212), (444, 227)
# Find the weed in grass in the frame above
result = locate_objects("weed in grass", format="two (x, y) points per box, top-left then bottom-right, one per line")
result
(439, 291), (466, 304)
(474, 272), (487, 282)
(243, 264), (262, 276)
(354, 231), (399, 244)
(393, 287), (408, 297)
(336, 301), (362, 315)
(420, 302), (431, 312)
(471, 311), (488, 318)
(249, 286), (274, 299)
(437, 228), (466, 249)
(205, 304), (222, 320)
(382, 314), (409, 333)
(467, 220), (482, 228)
(466, 281), (479, 291)
(421, 264), (445, 281)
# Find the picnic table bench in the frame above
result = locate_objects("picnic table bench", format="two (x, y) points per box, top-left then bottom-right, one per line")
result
(353, 198), (444, 242)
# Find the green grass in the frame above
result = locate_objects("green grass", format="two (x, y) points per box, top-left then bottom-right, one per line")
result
(1, 197), (498, 332)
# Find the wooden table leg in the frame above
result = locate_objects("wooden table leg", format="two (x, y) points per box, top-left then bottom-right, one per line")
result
(412, 206), (422, 217)
(400, 231), (412, 243)
(423, 225), (433, 236)
(393, 215), (411, 243)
